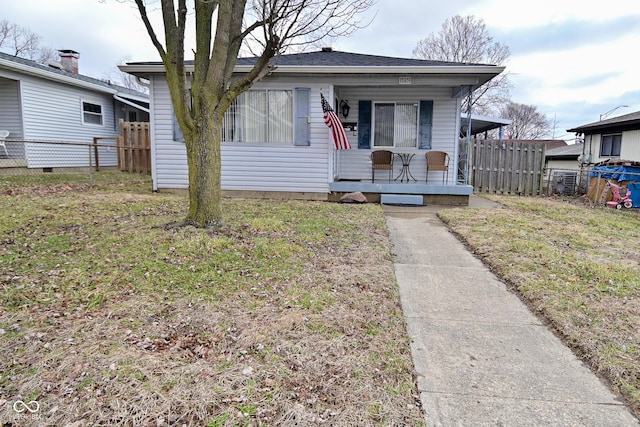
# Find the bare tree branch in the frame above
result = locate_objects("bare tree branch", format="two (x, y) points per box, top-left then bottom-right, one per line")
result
(126, 0), (375, 227)
(413, 15), (511, 117)
(500, 101), (551, 139)
(133, 1), (167, 59)
(0, 19), (58, 64)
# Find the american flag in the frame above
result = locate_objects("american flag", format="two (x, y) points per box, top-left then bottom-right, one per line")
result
(321, 93), (352, 150)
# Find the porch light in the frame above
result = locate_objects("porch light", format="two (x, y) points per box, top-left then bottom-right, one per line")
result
(340, 100), (351, 118)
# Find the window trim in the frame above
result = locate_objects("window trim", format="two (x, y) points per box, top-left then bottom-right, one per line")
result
(372, 101), (419, 149)
(358, 100), (432, 150)
(81, 100), (104, 126)
(223, 89), (294, 144)
(600, 133), (622, 157)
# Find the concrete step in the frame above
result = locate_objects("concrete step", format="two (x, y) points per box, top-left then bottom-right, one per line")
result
(381, 194), (423, 206)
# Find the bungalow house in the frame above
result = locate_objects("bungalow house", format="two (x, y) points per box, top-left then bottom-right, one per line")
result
(0, 50), (149, 169)
(120, 48), (505, 204)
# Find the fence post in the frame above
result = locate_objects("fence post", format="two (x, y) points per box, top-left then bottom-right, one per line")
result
(88, 144), (94, 185)
(93, 137), (100, 172)
(594, 170), (602, 207)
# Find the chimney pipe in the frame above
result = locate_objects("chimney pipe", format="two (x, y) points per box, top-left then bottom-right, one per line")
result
(58, 49), (80, 75)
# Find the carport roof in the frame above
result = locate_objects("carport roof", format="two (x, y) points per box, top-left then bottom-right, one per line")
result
(461, 114), (512, 136)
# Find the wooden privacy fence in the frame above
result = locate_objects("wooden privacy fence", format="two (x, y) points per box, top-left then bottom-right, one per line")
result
(118, 121), (151, 173)
(469, 139), (545, 196)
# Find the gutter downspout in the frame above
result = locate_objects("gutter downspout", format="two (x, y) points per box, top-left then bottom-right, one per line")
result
(113, 95), (150, 113)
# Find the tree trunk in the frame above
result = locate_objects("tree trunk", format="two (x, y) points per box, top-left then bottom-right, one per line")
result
(184, 112), (224, 229)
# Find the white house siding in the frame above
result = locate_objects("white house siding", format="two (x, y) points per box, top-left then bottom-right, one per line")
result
(0, 77), (25, 158)
(1, 69), (119, 168)
(546, 159), (580, 171)
(335, 87), (459, 183)
(587, 130), (640, 164)
(622, 130), (640, 161)
(151, 75), (330, 192)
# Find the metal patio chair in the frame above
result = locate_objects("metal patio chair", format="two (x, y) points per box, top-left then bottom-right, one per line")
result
(0, 130), (9, 157)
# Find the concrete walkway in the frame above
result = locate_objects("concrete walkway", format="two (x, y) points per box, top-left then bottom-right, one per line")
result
(384, 197), (639, 427)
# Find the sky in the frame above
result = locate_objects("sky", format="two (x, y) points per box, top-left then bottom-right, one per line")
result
(2, 0), (640, 142)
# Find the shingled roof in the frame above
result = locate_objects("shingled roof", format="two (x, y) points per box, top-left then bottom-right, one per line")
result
(124, 48), (499, 69)
(567, 111), (640, 134)
(0, 51), (148, 101)
(235, 48), (492, 67)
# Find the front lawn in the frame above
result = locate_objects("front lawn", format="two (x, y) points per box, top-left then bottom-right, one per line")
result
(0, 180), (423, 426)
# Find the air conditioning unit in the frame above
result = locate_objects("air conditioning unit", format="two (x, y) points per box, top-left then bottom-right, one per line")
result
(553, 171), (578, 195)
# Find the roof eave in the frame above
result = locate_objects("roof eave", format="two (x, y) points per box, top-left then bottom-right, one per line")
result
(568, 119), (640, 134)
(120, 63), (504, 77)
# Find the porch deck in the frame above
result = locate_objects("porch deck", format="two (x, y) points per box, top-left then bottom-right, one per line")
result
(329, 180), (473, 205)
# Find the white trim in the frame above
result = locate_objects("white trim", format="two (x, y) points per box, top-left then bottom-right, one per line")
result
(114, 95), (150, 113)
(81, 99), (104, 126)
(121, 63), (505, 76)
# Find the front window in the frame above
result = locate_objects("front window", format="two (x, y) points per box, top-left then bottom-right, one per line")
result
(82, 101), (103, 125)
(373, 102), (418, 148)
(600, 134), (622, 157)
(223, 90), (293, 143)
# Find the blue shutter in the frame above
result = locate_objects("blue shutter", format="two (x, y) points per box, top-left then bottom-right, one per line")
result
(418, 100), (433, 149)
(173, 113), (185, 143)
(294, 88), (310, 146)
(358, 100), (372, 149)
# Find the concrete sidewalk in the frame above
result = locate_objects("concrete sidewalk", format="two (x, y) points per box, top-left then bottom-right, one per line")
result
(384, 198), (639, 427)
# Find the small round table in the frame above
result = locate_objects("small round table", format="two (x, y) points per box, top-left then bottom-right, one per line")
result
(394, 152), (416, 182)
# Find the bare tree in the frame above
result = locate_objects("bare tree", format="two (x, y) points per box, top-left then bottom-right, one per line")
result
(129, 0), (374, 228)
(500, 101), (551, 140)
(0, 20), (57, 64)
(103, 56), (150, 94)
(413, 15), (511, 116)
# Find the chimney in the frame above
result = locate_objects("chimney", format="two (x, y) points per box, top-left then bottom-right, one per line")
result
(58, 49), (80, 75)
(321, 47), (333, 52)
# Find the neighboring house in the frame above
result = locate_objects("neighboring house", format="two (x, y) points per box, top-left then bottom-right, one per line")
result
(121, 48), (504, 204)
(545, 143), (583, 171)
(0, 50), (149, 168)
(544, 143), (584, 195)
(567, 111), (640, 166)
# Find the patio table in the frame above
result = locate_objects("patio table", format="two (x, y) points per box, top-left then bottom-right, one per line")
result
(394, 152), (416, 182)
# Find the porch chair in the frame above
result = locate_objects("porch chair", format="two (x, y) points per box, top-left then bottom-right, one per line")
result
(371, 150), (394, 182)
(0, 130), (9, 158)
(425, 150), (450, 184)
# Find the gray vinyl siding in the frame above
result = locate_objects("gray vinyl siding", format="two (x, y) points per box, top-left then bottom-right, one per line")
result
(151, 76), (330, 192)
(335, 87), (458, 183)
(0, 77), (25, 157)
(151, 73), (464, 191)
(21, 76), (118, 168)
(0, 67), (119, 167)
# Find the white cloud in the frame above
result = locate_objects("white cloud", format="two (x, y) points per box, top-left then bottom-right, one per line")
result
(2, 0), (639, 128)
(468, 0), (640, 30)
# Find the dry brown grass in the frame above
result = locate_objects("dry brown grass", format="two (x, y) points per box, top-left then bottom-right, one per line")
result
(0, 181), (423, 426)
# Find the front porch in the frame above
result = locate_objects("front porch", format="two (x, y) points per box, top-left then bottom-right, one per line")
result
(328, 180), (473, 205)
